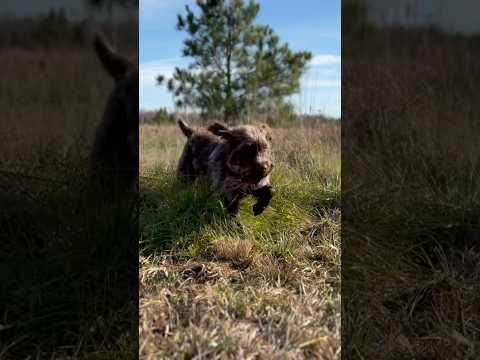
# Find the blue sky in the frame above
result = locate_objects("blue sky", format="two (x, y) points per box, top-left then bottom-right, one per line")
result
(140, 0), (341, 118)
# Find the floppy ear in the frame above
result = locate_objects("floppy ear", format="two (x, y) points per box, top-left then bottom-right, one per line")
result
(93, 33), (132, 82)
(207, 122), (233, 139)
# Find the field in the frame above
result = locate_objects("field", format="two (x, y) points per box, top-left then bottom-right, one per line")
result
(0, 23), (139, 357)
(139, 120), (341, 359)
(342, 20), (480, 358)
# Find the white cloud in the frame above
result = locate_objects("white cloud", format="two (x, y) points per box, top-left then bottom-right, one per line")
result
(140, 0), (184, 11)
(310, 54), (341, 66)
(140, 0), (196, 23)
(139, 58), (188, 111)
(139, 58), (185, 86)
(301, 78), (341, 89)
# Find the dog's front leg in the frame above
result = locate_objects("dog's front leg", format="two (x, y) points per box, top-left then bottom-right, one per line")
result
(224, 193), (243, 215)
(252, 185), (273, 216)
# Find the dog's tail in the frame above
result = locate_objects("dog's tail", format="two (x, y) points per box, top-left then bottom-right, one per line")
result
(178, 119), (194, 138)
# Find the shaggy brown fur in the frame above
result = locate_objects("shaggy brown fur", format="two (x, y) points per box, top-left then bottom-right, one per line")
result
(177, 120), (274, 215)
(89, 34), (138, 194)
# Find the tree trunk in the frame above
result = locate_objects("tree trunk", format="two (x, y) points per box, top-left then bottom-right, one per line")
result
(225, 52), (232, 123)
(224, 13), (233, 123)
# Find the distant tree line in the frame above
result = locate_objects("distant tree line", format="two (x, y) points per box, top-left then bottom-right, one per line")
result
(0, 10), (87, 48)
(140, 108), (176, 125)
(139, 108), (337, 128)
(0, 0), (138, 49)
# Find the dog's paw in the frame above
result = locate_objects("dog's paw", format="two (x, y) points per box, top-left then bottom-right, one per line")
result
(253, 202), (266, 216)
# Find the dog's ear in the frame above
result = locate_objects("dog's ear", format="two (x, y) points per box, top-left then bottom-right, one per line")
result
(178, 119), (194, 138)
(207, 122), (233, 140)
(260, 123), (273, 142)
(94, 33), (133, 82)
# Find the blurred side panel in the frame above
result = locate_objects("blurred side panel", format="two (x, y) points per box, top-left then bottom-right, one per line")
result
(0, 0), (139, 358)
(342, 0), (480, 358)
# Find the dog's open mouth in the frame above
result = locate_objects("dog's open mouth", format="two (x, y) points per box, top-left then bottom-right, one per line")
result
(245, 176), (269, 187)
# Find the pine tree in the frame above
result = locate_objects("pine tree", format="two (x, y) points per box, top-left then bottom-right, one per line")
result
(159, 0), (312, 123)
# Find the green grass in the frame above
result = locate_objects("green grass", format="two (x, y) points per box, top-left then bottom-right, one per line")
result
(139, 122), (341, 359)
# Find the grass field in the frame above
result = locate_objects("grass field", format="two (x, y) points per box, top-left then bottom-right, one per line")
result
(0, 42), (139, 358)
(139, 120), (341, 359)
(342, 21), (480, 358)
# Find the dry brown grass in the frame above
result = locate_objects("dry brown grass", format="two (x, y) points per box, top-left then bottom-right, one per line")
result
(0, 47), (136, 165)
(140, 253), (340, 359)
(140, 122), (340, 173)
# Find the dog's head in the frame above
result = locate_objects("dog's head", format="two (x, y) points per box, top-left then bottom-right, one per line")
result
(94, 34), (138, 158)
(208, 122), (274, 184)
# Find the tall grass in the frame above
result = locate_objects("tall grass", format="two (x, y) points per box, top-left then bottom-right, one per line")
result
(342, 22), (480, 358)
(0, 41), (138, 357)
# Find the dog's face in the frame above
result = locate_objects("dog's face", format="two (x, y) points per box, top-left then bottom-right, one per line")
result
(209, 122), (274, 184)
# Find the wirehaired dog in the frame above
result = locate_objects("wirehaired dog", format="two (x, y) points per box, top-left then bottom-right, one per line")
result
(177, 120), (274, 215)
(89, 34), (138, 195)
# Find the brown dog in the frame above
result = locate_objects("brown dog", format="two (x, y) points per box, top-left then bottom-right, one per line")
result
(89, 34), (138, 195)
(177, 120), (274, 215)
